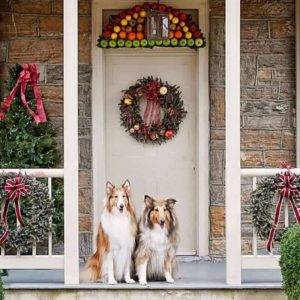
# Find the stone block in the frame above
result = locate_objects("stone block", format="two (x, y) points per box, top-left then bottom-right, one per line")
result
(240, 151), (264, 167)
(241, 130), (281, 150)
(79, 138), (92, 169)
(210, 206), (225, 238)
(210, 150), (224, 184)
(241, 20), (269, 40)
(210, 86), (225, 128)
(270, 20), (295, 39)
(9, 38), (62, 63)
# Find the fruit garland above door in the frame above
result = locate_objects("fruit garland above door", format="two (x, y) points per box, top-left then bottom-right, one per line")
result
(98, 2), (206, 49)
(119, 76), (187, 144)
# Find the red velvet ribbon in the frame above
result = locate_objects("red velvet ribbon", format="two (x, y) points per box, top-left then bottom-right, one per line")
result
(267, 165), (300, 252)
(0, 176), (29, 246)
(0, 64), (47, 124)
(143, 80), (161, 126)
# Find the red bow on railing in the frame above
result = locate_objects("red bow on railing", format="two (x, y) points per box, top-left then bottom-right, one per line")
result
(267, 163), (300, 252)
(0, 64), (47, 124)
(0, 176), (29, 246)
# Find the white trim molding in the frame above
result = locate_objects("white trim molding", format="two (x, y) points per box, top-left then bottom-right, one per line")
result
(225, 0), (241, 285)
(91, 0), (210, 257)
(63, 0), (79, 285)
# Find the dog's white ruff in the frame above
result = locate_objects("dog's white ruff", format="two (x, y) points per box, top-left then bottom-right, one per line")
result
(100, 208), (135, 282)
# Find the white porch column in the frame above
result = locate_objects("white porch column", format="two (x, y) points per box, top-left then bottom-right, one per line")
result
(225, 0), (241, 285)
(63, 0), (79, 284)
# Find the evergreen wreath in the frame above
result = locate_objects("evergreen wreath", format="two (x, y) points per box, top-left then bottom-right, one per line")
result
(249, 175), (300, 242)
(119, 76), (187, 144)
(0, 173), (56, 253)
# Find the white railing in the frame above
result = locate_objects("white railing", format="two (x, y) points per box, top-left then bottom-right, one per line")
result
(240, 168), (300, 270)
(0, 169), (64, 270)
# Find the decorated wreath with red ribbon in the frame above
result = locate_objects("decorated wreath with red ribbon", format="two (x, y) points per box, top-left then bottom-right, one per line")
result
(119, 76), (187, 144)
(0, 173), (54, 252)
(249, 163), (300, 252)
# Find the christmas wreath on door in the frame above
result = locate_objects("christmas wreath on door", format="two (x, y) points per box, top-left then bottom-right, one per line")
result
(119, 76), (187, 144)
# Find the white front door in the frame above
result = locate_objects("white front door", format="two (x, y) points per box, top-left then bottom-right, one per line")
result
(104, 49), (197, 254)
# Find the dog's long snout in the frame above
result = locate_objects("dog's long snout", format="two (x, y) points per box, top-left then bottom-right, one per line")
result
(119, 204), (124, 209)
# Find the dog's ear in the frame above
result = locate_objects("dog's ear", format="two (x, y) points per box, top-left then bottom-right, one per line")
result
(166, 198), (177, 209)
(106, 181), (115, 196)
(122, 179), (131, 196)
(144, 195), (154, 208)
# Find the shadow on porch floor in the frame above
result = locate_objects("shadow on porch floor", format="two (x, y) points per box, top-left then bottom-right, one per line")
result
(3, 260), (282, 289)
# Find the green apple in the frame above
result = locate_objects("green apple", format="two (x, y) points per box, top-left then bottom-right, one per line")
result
(117, 39), (125, 47)
(147, 40), (155, 47)
(109, 40), (117, 48)
(133, 40), (140, 47)
(140, 39), (148, 47)
(179, 38), (187, 47)
(163, 39), (171, 47)
(155, 39), (163, 46)
(187, 39), (195, 47)
(170, 38), (178, 46)
(100, 39), (108, 48)
(125, 40), (133, 48)
(195, 38), (204, 47)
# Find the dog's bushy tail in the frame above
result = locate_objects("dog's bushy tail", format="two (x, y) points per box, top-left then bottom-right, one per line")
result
(80, 225), (108, 283)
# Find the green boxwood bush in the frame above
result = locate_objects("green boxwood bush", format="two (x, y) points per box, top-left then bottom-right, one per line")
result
(0, 275), (3, 300)
(280, 225), (300, 300)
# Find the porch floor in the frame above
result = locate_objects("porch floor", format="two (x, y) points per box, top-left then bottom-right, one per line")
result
(3, 260), (282, 290)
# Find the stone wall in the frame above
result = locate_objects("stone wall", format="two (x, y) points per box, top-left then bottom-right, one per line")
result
(0, 0), (93, 259)
(0, 0), (296, 259)
(210, 0), (296, 257)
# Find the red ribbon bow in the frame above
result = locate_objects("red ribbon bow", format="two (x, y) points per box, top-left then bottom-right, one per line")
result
(0, 176), (29, 246)
(0, 64), (47, 124)
(266, 163), (300, 252)
(143, 80), (162, 127)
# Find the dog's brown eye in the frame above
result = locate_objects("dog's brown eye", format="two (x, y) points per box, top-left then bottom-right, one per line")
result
(154, 208), (159, 212)
(164, 208), (167, 211)
(123, 195), (126, 198)
(114, 195), (118, 199)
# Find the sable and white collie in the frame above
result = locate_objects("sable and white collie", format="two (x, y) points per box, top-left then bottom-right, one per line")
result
(134, 195), (179, 285)
(81, 180), (138, 284)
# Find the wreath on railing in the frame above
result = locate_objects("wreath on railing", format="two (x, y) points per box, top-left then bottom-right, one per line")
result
(249, 164), (300, 252)
(0, 173), (56, 253)
(119, 76), (187, 144)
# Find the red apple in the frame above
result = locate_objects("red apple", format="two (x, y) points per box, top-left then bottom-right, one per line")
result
(179, 13), (187, 21)
(133, 5), (142, 12)
(102, 30), (111, 39)
(189, 24), (197, 33)
(193, 30), (201, 38)
(159, 4), (166, 12)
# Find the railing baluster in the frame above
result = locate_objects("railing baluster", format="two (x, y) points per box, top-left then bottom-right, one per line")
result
(48, 177), (53, 256)
(252, 177), (258, 256)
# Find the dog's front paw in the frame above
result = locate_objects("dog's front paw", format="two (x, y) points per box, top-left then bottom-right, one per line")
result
(125, 277), (136, 284)
(166, 277), (175, 283)
(139, 279), (148, 286)
(108, 279), (117, 285)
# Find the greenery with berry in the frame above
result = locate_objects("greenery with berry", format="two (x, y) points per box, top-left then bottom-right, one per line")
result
(119, 76), (187, 144)
(0, 64), (64, 251)
(98, 2), (205, 49)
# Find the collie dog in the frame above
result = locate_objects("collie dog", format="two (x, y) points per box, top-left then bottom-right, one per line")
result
(134, 195), (179, 285)
(81, 180), (138, 284)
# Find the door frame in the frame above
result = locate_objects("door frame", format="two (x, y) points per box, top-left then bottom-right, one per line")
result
(91, 0), (210, 256)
